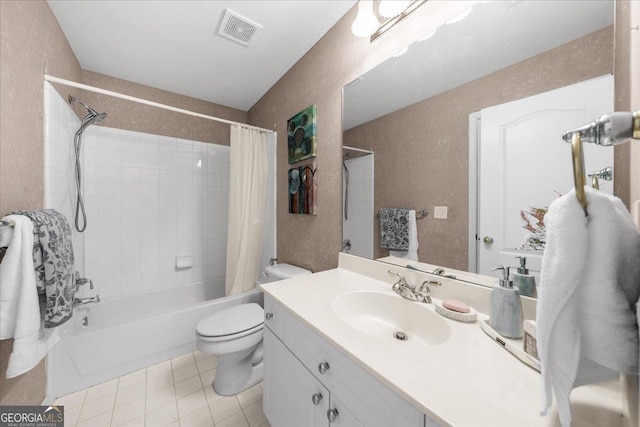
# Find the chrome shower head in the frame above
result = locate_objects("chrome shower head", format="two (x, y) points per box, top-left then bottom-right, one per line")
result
(69, 96), (107, 135)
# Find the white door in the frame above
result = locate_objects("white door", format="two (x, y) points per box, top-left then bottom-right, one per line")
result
(477, 75), (614, 278)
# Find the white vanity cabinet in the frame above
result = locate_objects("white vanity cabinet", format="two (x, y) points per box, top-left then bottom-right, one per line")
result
(263, 295), (430, 427)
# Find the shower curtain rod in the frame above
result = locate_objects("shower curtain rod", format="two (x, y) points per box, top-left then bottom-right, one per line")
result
(343, 145), (374, 154)
(44, 74), (274, 134)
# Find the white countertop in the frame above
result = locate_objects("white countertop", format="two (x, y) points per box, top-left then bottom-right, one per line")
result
(260, 255), (624, 427)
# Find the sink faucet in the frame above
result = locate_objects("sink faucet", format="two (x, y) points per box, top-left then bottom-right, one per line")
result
(432, 267), (457, 280)
(417, 280), (442, 304)
(388, 270), (440, 303)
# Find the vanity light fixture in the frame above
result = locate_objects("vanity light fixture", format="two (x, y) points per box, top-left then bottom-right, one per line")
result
(351, 0), (427, 40)
(378, 0), (411, 18)
(351, 0), (379, 38)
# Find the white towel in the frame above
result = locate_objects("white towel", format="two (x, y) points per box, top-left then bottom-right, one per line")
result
(632, 200), (640, 230)
(0, 215), (59, 378)
(389, 210), (419, 261)
(537, 187), (640, 426)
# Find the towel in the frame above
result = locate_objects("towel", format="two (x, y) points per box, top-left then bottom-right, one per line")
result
(632, 200), (640, 230)
(537, 187), (640, 426)
(380, 208), (410, 250)
(389, 210), (419, 261)
(10, 209), (75, 328)
(0, 215), (59, 378)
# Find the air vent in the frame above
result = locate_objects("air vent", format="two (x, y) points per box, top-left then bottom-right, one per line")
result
(217, 9), (262, 47)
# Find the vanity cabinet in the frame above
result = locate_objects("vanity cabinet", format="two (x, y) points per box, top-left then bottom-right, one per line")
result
(263, 295), (432, 427)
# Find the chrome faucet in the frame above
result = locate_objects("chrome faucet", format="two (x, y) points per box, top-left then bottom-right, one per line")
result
(388, 270), (441, 303)
(416, 280), (442, 304)
(432, 267), (456, 280)
(74, 295), (100, 306)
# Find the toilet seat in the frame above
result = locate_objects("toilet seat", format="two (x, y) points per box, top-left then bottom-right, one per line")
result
(196, 303), (264, 341)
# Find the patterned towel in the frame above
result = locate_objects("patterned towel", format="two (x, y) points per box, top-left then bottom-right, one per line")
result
(10, 209), (75, 328)
(380, 208), (410, 250)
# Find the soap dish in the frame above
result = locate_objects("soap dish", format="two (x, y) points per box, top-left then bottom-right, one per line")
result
(435, 301), (477, 323)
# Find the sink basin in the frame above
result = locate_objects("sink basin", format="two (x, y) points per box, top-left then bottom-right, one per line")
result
(331, 291), (451, 346)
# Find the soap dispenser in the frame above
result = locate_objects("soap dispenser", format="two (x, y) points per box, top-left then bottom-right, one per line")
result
(489, 266), (523, 339)
(513, 256), (537, 298)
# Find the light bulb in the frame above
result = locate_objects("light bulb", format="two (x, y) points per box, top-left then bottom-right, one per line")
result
(378, 0), (410, 18)
(351, 0), (379, 38)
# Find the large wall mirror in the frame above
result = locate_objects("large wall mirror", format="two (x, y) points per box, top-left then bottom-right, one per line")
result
(342, 0), (615, 291)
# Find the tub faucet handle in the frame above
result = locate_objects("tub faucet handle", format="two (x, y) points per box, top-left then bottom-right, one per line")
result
(76, 277), (94, 290)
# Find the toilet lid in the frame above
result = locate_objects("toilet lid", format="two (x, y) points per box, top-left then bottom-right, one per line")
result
(196, 303), (264, 338)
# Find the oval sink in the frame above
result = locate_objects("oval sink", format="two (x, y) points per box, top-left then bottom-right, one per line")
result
(331, 291), (451, 346)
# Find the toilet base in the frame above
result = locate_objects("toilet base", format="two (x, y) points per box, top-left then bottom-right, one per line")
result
(212, 341), (264, 396)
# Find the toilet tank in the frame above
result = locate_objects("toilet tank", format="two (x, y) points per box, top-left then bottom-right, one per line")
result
(262, 263), (311, 283)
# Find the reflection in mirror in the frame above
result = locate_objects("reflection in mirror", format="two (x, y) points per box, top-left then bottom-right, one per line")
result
(342, 0), (615, 291)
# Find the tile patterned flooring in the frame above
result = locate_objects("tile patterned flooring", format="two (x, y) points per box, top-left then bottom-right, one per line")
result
(54, 351), (270, 427)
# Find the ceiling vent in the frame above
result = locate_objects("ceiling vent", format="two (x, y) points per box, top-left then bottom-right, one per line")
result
(217, 9), (262, 47)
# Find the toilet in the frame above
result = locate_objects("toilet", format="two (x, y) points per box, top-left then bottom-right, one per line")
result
(196, 263), (311, 395)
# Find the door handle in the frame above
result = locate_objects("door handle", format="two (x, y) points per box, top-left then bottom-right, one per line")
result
(483, 236), (494, 245)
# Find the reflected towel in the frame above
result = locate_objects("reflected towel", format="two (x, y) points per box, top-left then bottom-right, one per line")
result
(389, 210), (418, 261)
(537, 187), (640, 426)
(380, 208), (410, 250)
(0, 215), (59, 378)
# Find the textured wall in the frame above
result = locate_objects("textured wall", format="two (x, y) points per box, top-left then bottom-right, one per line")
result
(78, 71), (247, 145)
(247, 1), (479, 273)
(0, 0), (81, 405)
(344, 27), (613, 270)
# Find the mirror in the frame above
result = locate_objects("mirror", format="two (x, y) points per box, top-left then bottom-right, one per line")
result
(342, 0), (615, 290)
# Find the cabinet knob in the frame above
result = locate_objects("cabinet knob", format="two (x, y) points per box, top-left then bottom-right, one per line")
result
(327, 408), (339, 422)
(311, 393), (323, 406)
(318, 361), (330, 374)
(265, 312), (273, 320)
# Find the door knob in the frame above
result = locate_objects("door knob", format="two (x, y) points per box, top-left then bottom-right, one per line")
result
(483, 236), (494, 245)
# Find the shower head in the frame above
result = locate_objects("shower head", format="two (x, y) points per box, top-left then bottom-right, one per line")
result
(69, 96), (107, 135)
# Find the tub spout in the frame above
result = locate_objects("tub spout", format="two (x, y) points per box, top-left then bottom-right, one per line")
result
(75, 295), (100, 306)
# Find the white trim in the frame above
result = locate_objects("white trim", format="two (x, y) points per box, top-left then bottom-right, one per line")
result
(44, 75), (273, 134)
(343, 145), (374, 154)
(468, 111), (481, 273)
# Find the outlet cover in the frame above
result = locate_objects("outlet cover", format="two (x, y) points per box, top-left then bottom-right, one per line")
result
(434, 206), (448, 219)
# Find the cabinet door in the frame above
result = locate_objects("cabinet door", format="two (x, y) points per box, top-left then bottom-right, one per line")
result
(264, 328), (328, 427)
(327, 394), (365, 427)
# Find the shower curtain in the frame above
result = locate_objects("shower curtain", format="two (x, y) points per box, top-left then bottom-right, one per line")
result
(225, 125), (268, 296)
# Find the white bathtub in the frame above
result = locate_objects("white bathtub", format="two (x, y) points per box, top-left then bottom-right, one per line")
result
(47, 281), (263, 399)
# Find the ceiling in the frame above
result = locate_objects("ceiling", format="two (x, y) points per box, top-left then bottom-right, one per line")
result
(343, 0), (614, 130)
(48, 0), (356, 111)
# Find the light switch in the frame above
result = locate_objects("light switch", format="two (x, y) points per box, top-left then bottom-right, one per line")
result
(434, 206), (448, 219)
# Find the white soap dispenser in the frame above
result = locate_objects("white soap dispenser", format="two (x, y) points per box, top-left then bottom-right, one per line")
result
(489, 266), (523, 339)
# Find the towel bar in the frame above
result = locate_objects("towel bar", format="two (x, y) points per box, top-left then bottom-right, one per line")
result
(377, 209), (429, 219)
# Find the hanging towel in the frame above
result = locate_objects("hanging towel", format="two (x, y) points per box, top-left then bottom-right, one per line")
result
(537, 187), (640, 426)
(0, 215), (59, 378)
(10, 209), (75, 328)
(380, 208), (410, 251)
(389, 210), (419, 261)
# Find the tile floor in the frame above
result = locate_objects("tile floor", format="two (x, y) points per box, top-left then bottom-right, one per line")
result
(54, 351), (271, 427)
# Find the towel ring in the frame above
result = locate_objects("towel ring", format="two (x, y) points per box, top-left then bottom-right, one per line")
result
(571, 132), (587, 215)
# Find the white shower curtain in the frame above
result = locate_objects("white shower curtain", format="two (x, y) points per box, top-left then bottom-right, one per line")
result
(225, 125), (268, 296)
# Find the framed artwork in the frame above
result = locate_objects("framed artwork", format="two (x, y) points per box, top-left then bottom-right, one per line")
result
(288, 162), (317, 215)
(287, 105), (317, 164)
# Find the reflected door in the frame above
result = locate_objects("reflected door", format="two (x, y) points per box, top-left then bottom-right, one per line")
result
(477, 75), (614, 277)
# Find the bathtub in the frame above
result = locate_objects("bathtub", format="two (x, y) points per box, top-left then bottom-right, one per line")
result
(46, 280), (263, 399)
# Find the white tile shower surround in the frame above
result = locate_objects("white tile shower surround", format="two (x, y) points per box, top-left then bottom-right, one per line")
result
(54, 351), (271, 427)
(45, 81), (276, 302)
(342, 155), (374, 259)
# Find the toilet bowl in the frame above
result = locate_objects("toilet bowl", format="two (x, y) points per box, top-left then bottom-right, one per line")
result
(196, 263), (311, 395)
